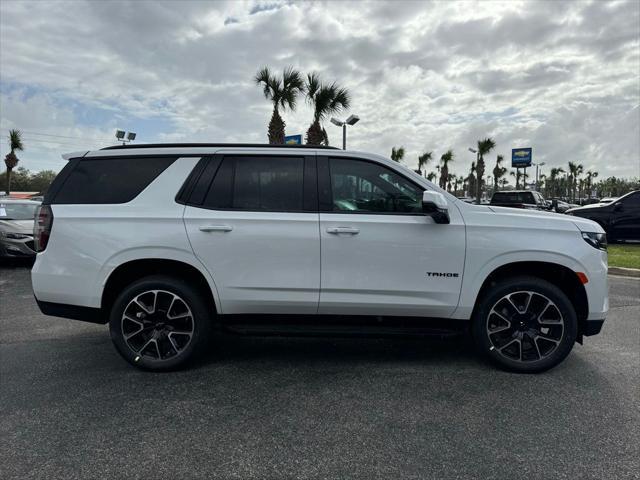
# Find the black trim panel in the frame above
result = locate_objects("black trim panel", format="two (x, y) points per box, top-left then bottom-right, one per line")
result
(582, 319), (605, 336)
(175, 156), (209, 205)
(36, 299), (106, 324)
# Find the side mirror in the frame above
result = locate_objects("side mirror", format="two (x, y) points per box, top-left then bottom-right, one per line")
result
(613, 202), (623, 212)
(422, 191), (450, 224)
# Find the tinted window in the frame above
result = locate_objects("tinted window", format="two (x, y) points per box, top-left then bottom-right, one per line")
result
(329, 158), (423, 213)
(53, 157), (176, 204)
(203, 156), (304, 211)
(492, 192), (534, 203)
(621, 192), (640, 208)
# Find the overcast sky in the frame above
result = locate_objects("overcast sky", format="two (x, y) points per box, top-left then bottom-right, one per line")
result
(1, 0), (639, 181)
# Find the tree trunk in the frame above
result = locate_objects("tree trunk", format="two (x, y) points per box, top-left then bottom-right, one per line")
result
(439, 166), (448, 190)
(306, 120), (324, 146)
(268, 108), (285, 145)
(5, 167), (12, 195)
(475, 157), (484, 204)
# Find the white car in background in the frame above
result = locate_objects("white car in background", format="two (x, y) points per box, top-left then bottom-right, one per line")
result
(0, 199), (39, 258)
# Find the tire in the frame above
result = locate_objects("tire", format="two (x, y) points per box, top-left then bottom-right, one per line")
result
(109, 275), (212, 371)
(471, 276), (577, 373)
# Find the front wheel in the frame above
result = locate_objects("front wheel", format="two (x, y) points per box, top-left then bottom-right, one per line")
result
(109, 275), (212, 371)
(472, 276), (577, 373)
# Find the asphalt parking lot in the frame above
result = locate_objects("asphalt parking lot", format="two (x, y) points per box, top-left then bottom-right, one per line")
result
(1, 261), (638, 480)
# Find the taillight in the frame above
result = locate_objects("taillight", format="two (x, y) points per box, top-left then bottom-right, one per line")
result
(34, 205), (53, 252)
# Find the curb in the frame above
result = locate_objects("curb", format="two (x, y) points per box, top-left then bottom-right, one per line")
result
(608, 266), (640, 278)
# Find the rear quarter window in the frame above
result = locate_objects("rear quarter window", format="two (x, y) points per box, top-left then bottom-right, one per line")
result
(52, 157), (176, 204)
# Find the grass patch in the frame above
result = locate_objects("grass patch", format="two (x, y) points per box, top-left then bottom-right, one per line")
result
(608, 244), (640, 269)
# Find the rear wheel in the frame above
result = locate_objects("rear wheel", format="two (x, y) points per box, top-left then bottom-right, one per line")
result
(472, 276), (577, 373)
(109, 275), (211, 370)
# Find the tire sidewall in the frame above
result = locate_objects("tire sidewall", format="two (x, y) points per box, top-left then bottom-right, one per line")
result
(109, 275), (211, 371)
(472, 276), (578, 373)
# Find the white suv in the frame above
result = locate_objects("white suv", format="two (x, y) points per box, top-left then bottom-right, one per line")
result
(32, 144), (608, 372)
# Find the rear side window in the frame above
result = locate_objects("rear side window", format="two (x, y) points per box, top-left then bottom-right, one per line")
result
(53, 157), (176, 204)
(203, 156), (305, 211)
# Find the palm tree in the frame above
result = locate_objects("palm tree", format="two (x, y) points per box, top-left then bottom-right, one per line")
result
(447, 174), (455, 193)
(475, 137), (496, 204)
(439, 150), (453, 190)
(454, 176), (463, 195)
(4, 129), (23, 195)
(492, 155), (506, 192)
(304, 73), (350, 146)
(467, 162), (476, 197)
(426, 171), (437, 182)
(255, 66), (304, 145)
(511, 169), (529, 189)
(585, 170), (598, 199)
(567, 161), (583, 202)
(417, 151), (433, 176)
(548, 167), (565, 197)
(390, 146), (405, 163)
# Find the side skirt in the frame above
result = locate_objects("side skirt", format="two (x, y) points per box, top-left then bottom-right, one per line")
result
(217, 314), (470, 339)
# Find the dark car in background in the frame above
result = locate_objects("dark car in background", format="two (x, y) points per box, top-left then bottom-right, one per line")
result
(0, 199), (39, 258)
(490, 190), (549, 210)
(567, 190), (640, 242)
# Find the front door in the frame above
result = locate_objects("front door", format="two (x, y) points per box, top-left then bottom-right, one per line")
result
(612, 191), (640, 241)
(317, 156), (465, 317)
(183, 154), (320, 314)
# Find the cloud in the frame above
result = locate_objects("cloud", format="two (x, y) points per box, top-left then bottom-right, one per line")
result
(0, 0), (638, 181)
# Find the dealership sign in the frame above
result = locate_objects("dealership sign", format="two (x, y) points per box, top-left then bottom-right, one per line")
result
(512, 148), (532, 167)
(285, 134), (302, 145)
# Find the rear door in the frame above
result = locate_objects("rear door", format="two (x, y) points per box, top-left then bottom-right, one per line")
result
(317, 156), (465, 317)
(183, 154), (320, 314)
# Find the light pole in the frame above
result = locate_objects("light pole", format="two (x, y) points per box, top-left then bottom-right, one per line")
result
(534, 162), (546, 191)
(330, 115), (360, 150)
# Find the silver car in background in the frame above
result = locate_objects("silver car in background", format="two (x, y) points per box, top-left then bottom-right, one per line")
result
(0, 199), (40, 258)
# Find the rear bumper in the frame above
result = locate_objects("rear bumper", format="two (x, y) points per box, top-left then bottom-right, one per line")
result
(35, 298), (106, 324)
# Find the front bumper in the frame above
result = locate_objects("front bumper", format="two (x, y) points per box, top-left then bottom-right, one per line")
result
(0, 237), (36, 257)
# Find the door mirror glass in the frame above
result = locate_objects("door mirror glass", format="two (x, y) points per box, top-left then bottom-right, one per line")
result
(422, 191), (450, 224)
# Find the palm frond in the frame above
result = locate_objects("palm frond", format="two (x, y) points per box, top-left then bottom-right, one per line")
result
(9, 129), (23, 151)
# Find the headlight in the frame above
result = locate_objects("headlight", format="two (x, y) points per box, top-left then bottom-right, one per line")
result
(3, 232), (31, 240)
(582, 231), (607, 251)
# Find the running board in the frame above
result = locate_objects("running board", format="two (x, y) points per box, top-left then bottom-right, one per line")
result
(218, 315), (469, 339)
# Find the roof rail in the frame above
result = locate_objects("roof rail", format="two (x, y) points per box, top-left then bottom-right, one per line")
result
(101, 143), (340, 151)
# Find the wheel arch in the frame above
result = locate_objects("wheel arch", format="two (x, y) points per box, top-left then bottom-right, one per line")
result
(470, 261), (589, 339)
(101, 258), (220, 317)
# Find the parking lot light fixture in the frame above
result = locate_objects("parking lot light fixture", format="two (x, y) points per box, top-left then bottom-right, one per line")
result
(115, 130), (137, 146)
(331, 115), (360, 150)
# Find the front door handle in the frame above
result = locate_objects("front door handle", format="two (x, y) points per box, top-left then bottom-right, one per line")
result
(199, 225), (233, 232)
(326, 227), (360, 235)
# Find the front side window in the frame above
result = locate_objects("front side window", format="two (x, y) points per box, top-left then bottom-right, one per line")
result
(329, 158), (423, 213)
(204, 156), (304, 211)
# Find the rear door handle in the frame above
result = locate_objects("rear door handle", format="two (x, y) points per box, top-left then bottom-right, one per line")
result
(199, 225), (233, 232)
(326, 227), (360, 235)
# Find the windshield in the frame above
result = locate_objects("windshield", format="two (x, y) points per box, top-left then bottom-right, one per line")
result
(0, 203), (38, 220)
